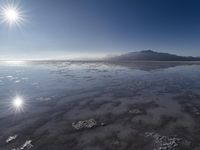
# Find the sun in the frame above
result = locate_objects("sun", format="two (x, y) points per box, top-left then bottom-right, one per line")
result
(4, 7), (19, 23)
(0, 1), (25, 27)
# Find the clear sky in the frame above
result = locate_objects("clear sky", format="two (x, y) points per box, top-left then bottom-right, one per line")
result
(0, 0), (200, 60)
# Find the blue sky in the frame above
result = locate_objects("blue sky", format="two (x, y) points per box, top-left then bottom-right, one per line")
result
(0, 0), (200, 59)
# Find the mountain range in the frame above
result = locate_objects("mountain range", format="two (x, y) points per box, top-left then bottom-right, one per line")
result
(109, 50), (200, 61)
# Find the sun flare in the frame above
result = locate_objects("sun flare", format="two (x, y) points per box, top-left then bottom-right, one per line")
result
(4, 7), (19, 23)
(0, 2), (25, 27)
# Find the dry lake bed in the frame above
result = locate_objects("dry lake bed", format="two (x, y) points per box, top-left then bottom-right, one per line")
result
(0, 61), (200, 150)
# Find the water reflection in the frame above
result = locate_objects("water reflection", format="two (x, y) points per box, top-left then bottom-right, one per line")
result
(107, 61), (200, 71)
(1, 60), (26, 66)
(12, 96), (24, 112)
(1, 61), (200, 149)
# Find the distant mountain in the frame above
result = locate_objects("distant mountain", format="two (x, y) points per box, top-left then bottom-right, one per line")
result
(109, 50), (200, 61)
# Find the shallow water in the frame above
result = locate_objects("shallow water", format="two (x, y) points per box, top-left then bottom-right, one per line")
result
(1, 61), (200, 150)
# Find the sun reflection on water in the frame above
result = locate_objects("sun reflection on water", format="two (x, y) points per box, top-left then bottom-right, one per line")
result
(13, 96), (23, 108)
(12, 96), (25, 112)
(3, 60), (26, 66)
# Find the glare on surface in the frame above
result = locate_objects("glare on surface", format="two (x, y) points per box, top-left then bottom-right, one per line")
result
(13, 96), (24, 109)
(3, 60), (26, 65)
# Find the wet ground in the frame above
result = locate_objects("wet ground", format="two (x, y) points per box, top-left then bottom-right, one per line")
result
(0, 61), (200, 150)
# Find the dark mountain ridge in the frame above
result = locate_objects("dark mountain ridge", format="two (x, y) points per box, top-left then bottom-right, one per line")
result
(109, 50), (200, 61)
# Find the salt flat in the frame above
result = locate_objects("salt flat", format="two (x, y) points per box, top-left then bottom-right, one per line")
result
(0, 61), (200, 150)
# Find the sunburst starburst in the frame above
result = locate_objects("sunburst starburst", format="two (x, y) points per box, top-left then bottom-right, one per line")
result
(11, 95), (26, 112)
(0, 1), (25, 28)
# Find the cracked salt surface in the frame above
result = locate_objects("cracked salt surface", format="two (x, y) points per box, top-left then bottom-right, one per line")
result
(6, 135), (18, 143)
(12, 140), (33, 150)
(145, 132), (181, 150)
(72, 118), (97, 130)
